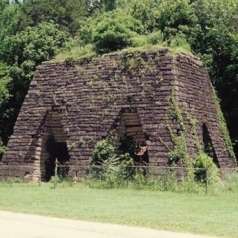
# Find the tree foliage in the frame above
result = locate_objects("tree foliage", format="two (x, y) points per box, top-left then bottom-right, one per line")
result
(0, 20), (69, 147)
(16, 0), (89, 34)
(0, 63), (10, 103)
(91, 11), (142, 53)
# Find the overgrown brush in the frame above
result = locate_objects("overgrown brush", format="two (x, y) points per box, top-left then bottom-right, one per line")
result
(86, 139), (222, 193)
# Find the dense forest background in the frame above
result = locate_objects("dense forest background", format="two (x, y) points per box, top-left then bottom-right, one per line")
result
(0, 0), (237, 160)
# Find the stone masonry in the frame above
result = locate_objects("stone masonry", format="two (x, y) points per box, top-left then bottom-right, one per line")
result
(0, 48), (236, 181)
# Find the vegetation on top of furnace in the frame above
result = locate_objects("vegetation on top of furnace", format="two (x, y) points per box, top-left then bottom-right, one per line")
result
(54, 43), (193, 63)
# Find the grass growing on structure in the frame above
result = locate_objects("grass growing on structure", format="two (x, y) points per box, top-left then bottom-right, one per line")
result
(0, 181), (238, 238)
(53, 43), (193, 63)
(54, 44), (96, 62)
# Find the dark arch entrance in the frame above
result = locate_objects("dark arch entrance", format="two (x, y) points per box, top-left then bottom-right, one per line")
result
(202, 123), (220, 168)
(44, 135), (70, 181)
(116, 108), (149, 166)
(41, 109), (70, 182)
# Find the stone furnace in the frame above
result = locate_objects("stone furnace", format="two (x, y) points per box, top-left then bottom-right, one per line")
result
(0, 48), (236, 181)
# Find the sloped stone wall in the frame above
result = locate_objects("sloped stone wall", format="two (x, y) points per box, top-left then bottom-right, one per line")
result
(173, 53), (236, 168)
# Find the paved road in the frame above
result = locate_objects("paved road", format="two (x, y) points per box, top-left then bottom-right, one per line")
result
(0, 211), (215, 238)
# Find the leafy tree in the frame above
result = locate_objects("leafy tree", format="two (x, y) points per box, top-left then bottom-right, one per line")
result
(88, 0), (117, 13)
(0, 63), (10, 104)
(0, 62), (10, 149)
(190, 0), (238, 155)
(81, 11), (142, 53)
(0, 22), (69, 144)
(16, 0), (89, 34)
(92, 15), (132, 53)
(0, 1), (20, 41)
(0, 21), (69, 94)
(103, 0), (117, 11)
(156, 0), (198, 41)
(127, 0), (159, 33)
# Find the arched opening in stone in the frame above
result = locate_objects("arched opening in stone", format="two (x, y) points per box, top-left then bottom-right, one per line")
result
(44, 135), (70, 181)
(41, 109), (70, 181)
(113, 108), (149, 166)
(202, 123), (220, 168)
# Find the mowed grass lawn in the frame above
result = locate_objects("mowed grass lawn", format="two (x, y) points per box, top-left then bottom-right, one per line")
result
(0, 183), (237, 238)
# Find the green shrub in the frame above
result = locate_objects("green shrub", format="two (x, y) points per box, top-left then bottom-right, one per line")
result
(92, 18), (132, 53)
(92, 139), (116, 164)
(90, 139), (134, 187)
(131, 31), (163, 47)
(0, 22), (70, 145)
(169, 33), (192, 53)
(0, 62), (10, 104)
(80, 11), (142, 54)
(131, 35), (149, 47)
(89, 140), (223, 193)
(128, 0), (159, 33)
(194, 152), (220, 184)
(89, 156), (134, 189)
(1, 22), (69, 66)
(147, 31), (164, 45)
(156, 0), (198, 40)
(168, 134), (189, 166)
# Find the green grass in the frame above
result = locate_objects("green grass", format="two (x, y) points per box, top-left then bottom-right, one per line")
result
(53, 42), (193, 63)
(0, 182), (237, 237)
(54, 43), (96, 62)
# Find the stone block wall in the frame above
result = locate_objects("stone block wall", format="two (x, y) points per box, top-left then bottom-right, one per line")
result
(174, 54), (235, 167)
(0, 48), (236, 181)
